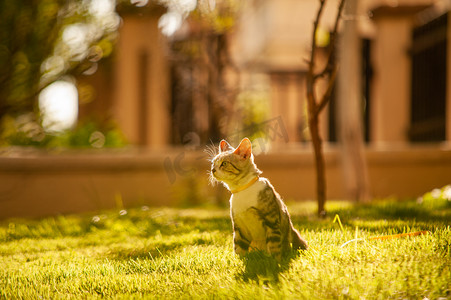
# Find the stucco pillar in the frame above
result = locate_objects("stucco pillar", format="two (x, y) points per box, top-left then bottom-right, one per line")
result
(114, 14), (170, 148)
(370, 16), (413, 145)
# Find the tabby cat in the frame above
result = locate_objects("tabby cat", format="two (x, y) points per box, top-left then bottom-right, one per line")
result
(210, 138), (308, 261)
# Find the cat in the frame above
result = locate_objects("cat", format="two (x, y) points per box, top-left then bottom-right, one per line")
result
(210, 137), (308, 261)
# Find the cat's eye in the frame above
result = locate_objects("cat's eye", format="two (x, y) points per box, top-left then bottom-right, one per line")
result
(220, 161), (228, 168)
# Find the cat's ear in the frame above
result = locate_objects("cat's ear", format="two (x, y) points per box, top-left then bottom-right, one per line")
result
(219, 140), (233, 153)
(233, 138), (252, 160)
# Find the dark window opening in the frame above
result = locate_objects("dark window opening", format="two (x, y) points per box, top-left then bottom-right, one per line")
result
(409, 13), (447, 142)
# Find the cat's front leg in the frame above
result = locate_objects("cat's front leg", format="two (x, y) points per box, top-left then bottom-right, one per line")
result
(265, 226), (283, 261)
(233, 226), (250, 256)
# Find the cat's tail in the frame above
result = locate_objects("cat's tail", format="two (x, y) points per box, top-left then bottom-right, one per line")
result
(291, 227), (308, 250)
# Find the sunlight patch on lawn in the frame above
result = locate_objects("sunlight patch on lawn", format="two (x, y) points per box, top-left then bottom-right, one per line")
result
(0, 200), (449, 298)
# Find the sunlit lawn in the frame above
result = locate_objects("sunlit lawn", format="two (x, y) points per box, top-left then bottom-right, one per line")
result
(0, 199), (450, 299)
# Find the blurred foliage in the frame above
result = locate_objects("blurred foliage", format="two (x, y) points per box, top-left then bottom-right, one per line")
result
(190, 0), (242, 34)
(0, 115), (127, 148)
(53, 120), (127, 148)
(418, 185), (451, 209)
(0, 0), (245, 148)
(0, 0), (119, 139)
(0, 0), (61, 117)
(236, 89), (270, 130)
(232, 88), (271, 144)
(154, 0), (243, 145)
(155, 0), (241, 35)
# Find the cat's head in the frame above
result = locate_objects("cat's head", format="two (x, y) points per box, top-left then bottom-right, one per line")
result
(209, 138), (262, 189)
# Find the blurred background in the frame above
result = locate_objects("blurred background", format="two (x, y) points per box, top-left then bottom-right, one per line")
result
(0, 0), (450, 218)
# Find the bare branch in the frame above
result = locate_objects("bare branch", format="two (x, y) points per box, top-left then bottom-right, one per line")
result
(307, 0), (327, 97)
(316, 66), (338, 114)
(315, 0), (345, 80)
(330, 0), (346, 52)
(305, 0), (346, 217)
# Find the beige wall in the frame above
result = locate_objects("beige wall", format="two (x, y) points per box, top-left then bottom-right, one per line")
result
(1, 147), (450, 219)
(0, 152), (174, 219)
(269, 73), (309, 144)
(231, 0), (341, 70)
(268, 52), (331, 145)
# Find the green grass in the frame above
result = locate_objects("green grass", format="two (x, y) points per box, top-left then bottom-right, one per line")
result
(0, 200), (450, 299)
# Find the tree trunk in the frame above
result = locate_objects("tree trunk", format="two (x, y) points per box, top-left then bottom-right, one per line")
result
(308, 112), (326, 216)
(337, 0), (371, 202)
(306, 0), (345, 217)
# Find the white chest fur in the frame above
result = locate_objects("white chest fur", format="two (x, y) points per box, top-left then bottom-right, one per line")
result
(230, 178), (265, 215)
(230, 178), (267, 249)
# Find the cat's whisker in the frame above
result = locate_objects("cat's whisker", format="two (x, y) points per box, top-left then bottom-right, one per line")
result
(204, 143), (218, 162)
(207, 170), (218, 186)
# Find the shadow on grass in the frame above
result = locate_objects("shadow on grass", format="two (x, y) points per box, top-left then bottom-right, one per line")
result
(327, 200), (451, 223)
(237, 250), (303, 284)
(288, 199), (451, 235)
(111, 244), (182, 261)
(110, 233), (222, 261)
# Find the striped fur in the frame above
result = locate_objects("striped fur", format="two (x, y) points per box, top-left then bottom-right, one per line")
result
(210, 138), (308, 261)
